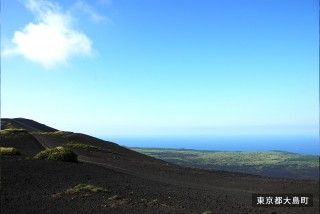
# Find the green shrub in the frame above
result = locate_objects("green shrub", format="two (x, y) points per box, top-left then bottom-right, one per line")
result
(42, 131), (66, 136)
(33, 147), (77, 162)
(0, 147), (20, 155)
(2, 122), (16, 129)
(0, 129), (26, 135)
(66, 184), (106, 194)
(65, 143), (101, 151)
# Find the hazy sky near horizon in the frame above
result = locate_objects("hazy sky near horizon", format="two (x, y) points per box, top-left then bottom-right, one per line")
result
(1, 0), (319, 136)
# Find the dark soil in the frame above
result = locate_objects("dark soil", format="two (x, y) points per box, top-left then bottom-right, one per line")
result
(1, 118), (319, 214)
(2, 118), (57, 132)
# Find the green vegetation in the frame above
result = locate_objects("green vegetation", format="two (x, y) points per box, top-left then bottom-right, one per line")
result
(33, 147), (78, 162)
(65, 143), (101, 151)
(43, 131), (66, 136)
(202, 211), (213, 214)
(133, 148), (319, 168)
(66, 184), (106, 194)
(35, 131), (67, 136)
(0, 147), (20, 155)
(132, 148), (319, 179)
(2, 122), (17, 129)
(0, 128), (26, 135)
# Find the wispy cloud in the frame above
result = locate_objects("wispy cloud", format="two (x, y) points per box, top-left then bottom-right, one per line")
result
(2, 0), (93, 68)
(73, 0), (107, 23)
(98, 0), (112, 6)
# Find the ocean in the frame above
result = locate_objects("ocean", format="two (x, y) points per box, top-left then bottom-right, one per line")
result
(102, 135), (320, 155)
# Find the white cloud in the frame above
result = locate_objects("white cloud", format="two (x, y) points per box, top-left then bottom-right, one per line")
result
(2, 0), (93, 68)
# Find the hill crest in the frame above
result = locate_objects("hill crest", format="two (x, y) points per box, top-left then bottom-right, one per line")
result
(1, 118), (57, 132)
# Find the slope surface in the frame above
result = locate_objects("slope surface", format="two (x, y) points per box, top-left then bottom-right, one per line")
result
(0, 129), (44, 157)
(1, 118), (319, 213)
(2, 118), (57, 132)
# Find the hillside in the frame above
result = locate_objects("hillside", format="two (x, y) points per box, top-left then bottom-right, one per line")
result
(1, 118), (319, 214)
(2, 118), (57, 132)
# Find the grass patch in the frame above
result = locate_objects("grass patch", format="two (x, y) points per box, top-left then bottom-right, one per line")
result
(0, 147), (20, 155)
(40, 131), (67, 136)
(0, 128), (26, 135)
(65, 143), (101, 151)
(33, 147), (77, 162)
(2, 122), (17, 129)
(66, 184), (106, 194)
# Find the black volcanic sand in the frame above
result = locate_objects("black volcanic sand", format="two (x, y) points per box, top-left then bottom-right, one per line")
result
(0, 129), (44, 157)
(1, 118), (319, 214)
(2, 118), (57, 132)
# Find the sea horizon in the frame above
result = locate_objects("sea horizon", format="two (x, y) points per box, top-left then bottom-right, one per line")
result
(101, 134), (320, 156)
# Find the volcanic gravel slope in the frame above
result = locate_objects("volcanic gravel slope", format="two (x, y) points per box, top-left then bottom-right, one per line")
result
(2, 118), (57, 132)
(0, 129), (44, 157)
(1, 118), (319, 214)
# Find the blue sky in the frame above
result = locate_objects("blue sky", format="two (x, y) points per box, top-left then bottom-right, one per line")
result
(1, 0), (319, 136)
